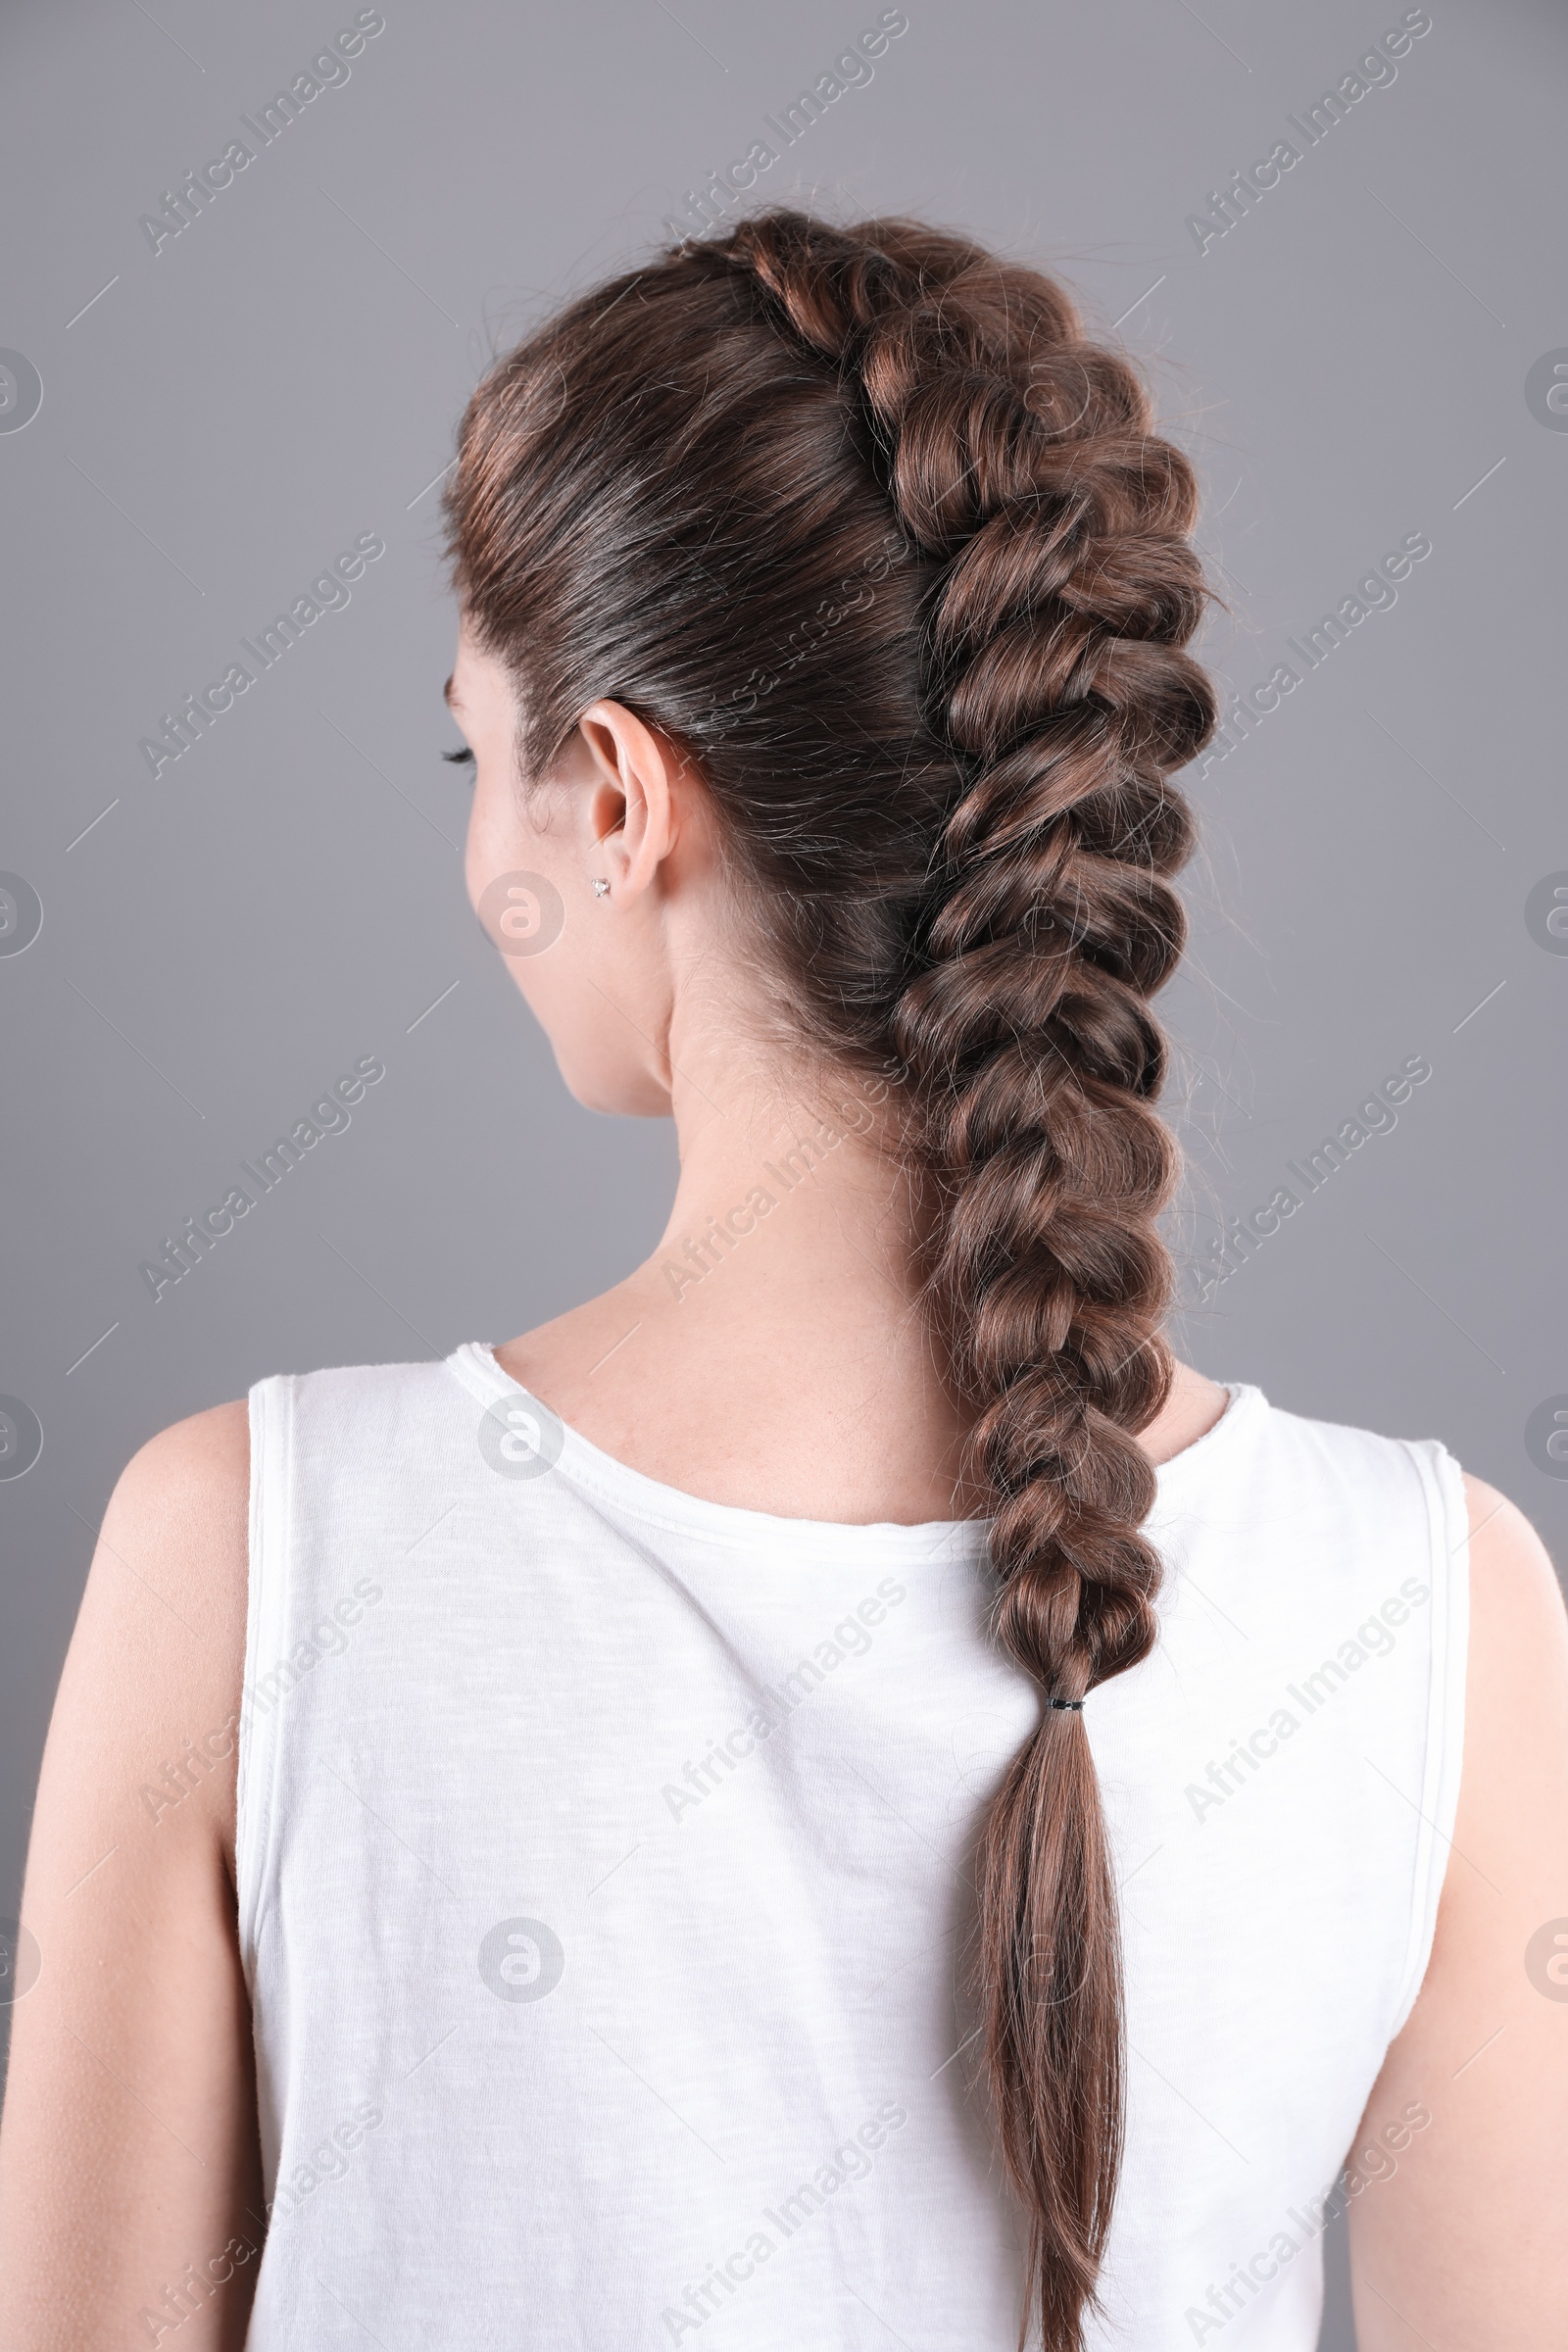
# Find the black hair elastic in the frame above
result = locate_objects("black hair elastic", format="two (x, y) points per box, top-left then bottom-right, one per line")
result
(1049, 1697), (1085, 1711)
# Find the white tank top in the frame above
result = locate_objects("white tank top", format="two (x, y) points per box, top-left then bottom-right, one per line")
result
(235, 1343), (1468, 2349)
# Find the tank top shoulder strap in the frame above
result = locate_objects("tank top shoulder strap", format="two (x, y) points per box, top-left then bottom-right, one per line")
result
(236, 1355), (466, 1979)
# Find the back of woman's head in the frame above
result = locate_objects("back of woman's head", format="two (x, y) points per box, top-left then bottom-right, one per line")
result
(446, 206), (1217, 2348)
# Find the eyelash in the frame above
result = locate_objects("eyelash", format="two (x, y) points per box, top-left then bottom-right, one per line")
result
(443, 746), (475, 767)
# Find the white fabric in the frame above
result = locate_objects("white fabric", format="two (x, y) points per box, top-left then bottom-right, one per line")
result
(235, 1342), (1469, 2349)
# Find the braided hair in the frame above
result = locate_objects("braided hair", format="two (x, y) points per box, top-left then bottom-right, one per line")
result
(446, 208), (1217, 2348)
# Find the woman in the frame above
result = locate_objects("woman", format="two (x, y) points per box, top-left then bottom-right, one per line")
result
(1, 210), (1563, 2352)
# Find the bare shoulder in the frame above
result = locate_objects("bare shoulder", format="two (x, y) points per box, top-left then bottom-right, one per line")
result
(0, 1401), (264, 2343)
(89, 1397), (251, 1669)
(47, 1398), (252, 1878)
(108, 1393), (251, 1525)
(1343, 1469), (1568, 2348)
(1461, 1468), (1564, 1630)
(1446, 1466), (1568, 1909)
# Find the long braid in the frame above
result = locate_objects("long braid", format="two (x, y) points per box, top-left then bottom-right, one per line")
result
(448, 204), (1218, 2351)
(713, 214), (1217, 2344)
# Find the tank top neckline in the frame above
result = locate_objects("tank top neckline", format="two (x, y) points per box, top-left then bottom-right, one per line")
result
(240, 1351), (1464, 2351)
(444, 1341), (1263, 1561)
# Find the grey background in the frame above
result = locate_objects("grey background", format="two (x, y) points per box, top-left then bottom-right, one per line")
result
(1, 1), (1563, 2340)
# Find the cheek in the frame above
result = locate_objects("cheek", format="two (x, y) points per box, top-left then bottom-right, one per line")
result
(465, 772), (578, 1019)
(465, 764), (536, 916)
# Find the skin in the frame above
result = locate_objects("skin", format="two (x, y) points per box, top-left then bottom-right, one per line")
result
(0, 626), (1563, 2345)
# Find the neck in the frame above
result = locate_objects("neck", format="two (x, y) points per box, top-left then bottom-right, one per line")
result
(656, 1046), (916, 1308)
(497, 1022), (1230, 1521)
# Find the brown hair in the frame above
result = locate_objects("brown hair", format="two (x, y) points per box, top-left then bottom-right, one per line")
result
(446, 208), (1216, 2346)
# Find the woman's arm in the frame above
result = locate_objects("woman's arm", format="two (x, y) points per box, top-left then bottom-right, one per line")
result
(1348, 1472), (1568, 2349)
(0, 1403), (263, 2351)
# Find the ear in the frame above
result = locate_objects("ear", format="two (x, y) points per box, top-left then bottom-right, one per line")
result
(575, 701), (678, 903)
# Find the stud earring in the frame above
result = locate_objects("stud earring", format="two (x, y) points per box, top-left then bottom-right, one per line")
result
(592, 878), (611, 899)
